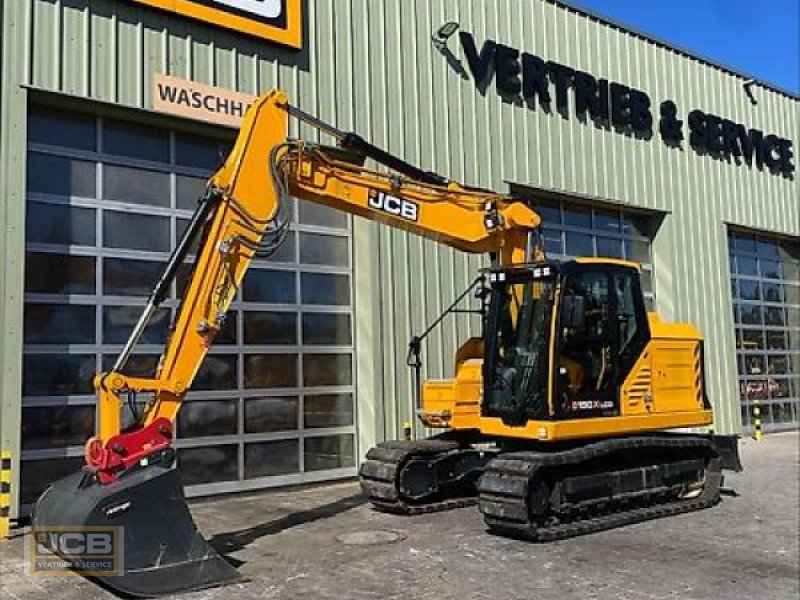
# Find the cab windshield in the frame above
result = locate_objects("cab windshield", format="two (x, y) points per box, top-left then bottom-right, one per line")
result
(484, 276), (555, 423)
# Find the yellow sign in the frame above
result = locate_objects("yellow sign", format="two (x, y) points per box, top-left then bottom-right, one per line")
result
(129, 0), (302, 48)
(153, 74), (256, 127)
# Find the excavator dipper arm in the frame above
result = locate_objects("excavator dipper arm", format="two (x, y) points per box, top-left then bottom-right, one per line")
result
(34, 89), (540, 597)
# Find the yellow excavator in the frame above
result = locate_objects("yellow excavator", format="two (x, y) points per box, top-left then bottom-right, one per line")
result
(33, 90), (740, 597)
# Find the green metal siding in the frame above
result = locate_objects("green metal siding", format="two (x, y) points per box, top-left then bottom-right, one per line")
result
(1, 0), (798, 507)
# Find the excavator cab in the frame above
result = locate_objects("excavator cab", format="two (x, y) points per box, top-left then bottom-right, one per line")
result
(482, 260), (650, 426)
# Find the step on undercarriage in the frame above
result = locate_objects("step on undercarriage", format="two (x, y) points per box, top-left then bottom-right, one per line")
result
(358, 438), (493, 514)
(479, 435), (722, 541)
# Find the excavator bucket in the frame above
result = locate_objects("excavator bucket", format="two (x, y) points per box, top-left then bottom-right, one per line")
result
(33, 464), (241, 597)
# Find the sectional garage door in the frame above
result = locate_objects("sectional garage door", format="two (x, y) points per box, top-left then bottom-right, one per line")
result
(20, 103), (357, 506)
(729, 230), (800, 432)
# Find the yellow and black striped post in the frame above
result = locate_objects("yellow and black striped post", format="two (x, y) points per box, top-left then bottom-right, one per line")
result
(752, 400), (763, 442)
(0, 450), (11, 540)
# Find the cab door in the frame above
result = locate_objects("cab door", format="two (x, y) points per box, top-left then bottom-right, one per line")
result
(554, 263), (649, 419)
(555, 266), (617, 417)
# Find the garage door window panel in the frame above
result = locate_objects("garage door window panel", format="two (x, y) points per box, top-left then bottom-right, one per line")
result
(104, 211), (170, 252)
(103, 119), (170, 163)
(244, 311), (298, 345)
(103, 305), (170, 345)
(244, 354), (299, 389)
(301, 273), (350, 305)
(27, 152), (96, 198)
(28, 106), (97, 151)
(178, 399), (238, 438)
(193, 355), (238, 391)
(22, 354), (96, 396)
(103, 164), (171, 207)
(304, 434), (355, 471)
(299, 232), (349, 267)
(304, 394), (354, 428)
(27, 202), (96, 247)
(244, 269), (297, 304)
(244, 396), (299, 433)
(175, 132), (227, 171)
(176, 175), (209, 211)
(24, 303), (95, 345)
(178, 445), (238, 485)
(302, 313), (352, 345)
(303, 354), (353, 387)
(104, 258), (165, 297)
(22, 405), (95, 450)
(245, 440), (299, 478)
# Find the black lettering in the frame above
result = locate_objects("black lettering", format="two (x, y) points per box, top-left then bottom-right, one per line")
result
(459, 32), (495, 84)
(775, 138), (795, 175)
(573, 71), (597, 116)
(191, 91), (203, 109)
(763, 134), (781, 170)
(749, 129), (765, 168)
(659, 100), (683, 143)
(230, 101), (245, 117)
(494, 44), (521, 96)
(157, 84), (178, 103)
(706, 115), (724, 153)
(547, 61), (575, 112)
(385, 195), (401, 214)
(610, 83), (631, 127)
(571, 72), (618, 124)
(629, 90), (652, 131)
(594, 79), (610, 121)
(737, 124), (753, 161)
(688, 109), (708, 148)
(203, 94), (215, 112)
(521, 53), (551, 105)
(721, 119), (741, 157)
(177, 89), (190, 106)
(217, 97), (230, 114)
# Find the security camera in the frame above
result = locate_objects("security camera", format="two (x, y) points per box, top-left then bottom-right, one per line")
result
(742, 78), (755, 88)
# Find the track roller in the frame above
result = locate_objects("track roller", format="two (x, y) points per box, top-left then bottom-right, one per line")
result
(359, 438), (492, 514)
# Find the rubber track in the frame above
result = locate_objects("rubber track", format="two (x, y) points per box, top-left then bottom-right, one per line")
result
(359, 439), (479, 515)
(479, 435), (722, 541)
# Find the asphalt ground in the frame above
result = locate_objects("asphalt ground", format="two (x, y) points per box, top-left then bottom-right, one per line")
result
(1, 432), (798, 600)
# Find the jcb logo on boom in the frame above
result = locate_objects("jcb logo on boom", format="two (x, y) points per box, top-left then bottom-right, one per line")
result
(368, 192), (419, 222)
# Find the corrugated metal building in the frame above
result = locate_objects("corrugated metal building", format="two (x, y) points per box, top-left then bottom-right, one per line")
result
(1, 0), (797, 517)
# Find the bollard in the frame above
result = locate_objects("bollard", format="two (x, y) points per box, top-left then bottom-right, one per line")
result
(0, 450), (10, 540)
(752, 400), (763, 441)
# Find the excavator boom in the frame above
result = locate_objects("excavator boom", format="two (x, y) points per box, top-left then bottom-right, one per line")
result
(33, 90), (541, 596)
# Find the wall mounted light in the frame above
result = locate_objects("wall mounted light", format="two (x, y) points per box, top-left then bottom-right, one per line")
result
(432, 22), (460, 50)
